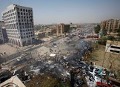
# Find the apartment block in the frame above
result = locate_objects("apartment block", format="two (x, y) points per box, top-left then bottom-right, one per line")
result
(57, 23), (70, 36)
(101, 19), (120, 33)
(2, 4), (35, 46)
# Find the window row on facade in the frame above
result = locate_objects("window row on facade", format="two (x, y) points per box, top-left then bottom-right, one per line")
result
(3, 12), (33, 18)
(8, 34), (34, 39)
(17, 11), (32, 16)
(3, 9), (15, 15)
(3, 15), (33, 22)
(3, 7), (32, 16)
(8, 35), (20, 38)
(4, 16), (16, 21)
(3, 12), (16, 18)
(5, 23), (33, 29)
(17, 7), (32, 13)
(21, 34), (34, 39)
(20, 31), (33, 35)
(7, 31), (33, 35)
(18, 19), (33, 23)
(4, 20), (16, 24)
(19, 24), (33, 28)
(5, 24), (17, 29)
(7, 32), (19, 36)
(4, 19), (33, 24)
(18, 15), (33, 18)
(7, 29), (18, 33)
(20, 29), (33, 32)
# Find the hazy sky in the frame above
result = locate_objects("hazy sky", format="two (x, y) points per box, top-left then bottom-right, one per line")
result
(0, 0), (120, 24)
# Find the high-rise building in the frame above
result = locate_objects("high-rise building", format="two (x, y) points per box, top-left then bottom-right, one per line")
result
(2, 4), (35, 46)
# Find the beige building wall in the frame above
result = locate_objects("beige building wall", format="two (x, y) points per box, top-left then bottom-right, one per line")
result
(101, 19), (120, 33)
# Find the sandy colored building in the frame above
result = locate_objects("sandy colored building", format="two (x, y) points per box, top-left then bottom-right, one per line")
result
(105, 40), (120, 54)
(57, 23), (70, 36)
(101, 19), (120, 33)
(35, 23), (70, 39)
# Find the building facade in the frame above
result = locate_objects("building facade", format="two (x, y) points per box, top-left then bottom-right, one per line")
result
(57, 23), (70, 36)
(101, 19), (120, 33)
(2, 4), (35, 46)
(0, 21), (8, 44)
(0, 21), (4, 44)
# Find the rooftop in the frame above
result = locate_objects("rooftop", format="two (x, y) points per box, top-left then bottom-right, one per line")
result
(0, 75), (26, 87)
(107, 40), (120, 45)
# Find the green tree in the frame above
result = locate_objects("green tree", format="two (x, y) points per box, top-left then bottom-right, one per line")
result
(98, 36), (107, 45)
(116, 28), (120, 41)
(117, 28), (120, 37)
(117, 33), (120, 36)
(102, 29), (107, 36)
(94, 25), (101, 34)
(107, 36), (115, 41)
(117, 28), (120, 33)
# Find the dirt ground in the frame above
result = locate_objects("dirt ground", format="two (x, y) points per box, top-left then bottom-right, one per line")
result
(25, 74), (70, 87)
(0, 44), (17, 56)
(88, 45), (120, 79)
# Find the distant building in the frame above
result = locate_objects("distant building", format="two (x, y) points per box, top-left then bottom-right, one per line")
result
(35, 23), (70, 39)
(57, 23), (70, 36)
(105, 40), (120, 54)
(101, 19), (120, 33)
(2, 4), (35, 46)
(35, 28), (56, 39)
(0, 21), (8, 44)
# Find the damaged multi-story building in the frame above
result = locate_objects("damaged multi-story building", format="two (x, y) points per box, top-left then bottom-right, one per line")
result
(2, 4), (35, 46)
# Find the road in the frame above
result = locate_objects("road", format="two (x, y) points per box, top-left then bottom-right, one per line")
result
(2, 36), (63, 65)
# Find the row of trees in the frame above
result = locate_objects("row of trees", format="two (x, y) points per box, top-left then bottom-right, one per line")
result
(94, 24), (120, 45)
(94, 25), (101, 34)
(94, 25), (107, 36)
(94, 25), (107, 45)
(97, 36), (115, 45)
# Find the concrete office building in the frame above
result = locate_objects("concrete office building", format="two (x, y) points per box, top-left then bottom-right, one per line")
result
(2, 4), (35, 46)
